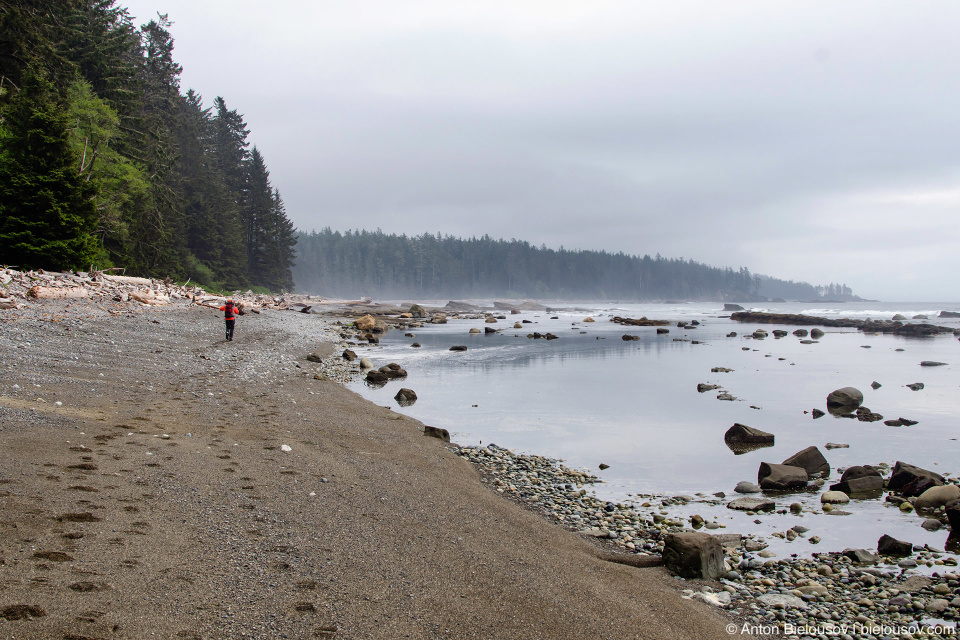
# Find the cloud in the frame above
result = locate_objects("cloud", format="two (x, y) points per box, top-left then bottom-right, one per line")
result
(121, 0), (960, 300)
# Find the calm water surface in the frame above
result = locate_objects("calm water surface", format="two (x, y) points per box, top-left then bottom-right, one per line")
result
(349, 302), (960, 558)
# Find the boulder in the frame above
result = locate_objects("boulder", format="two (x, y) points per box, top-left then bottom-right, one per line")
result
(782, 446), (830, 478)
(734, 481), (761, 494)
(484, 326), (498, 334)
(759, 463), (809, 491)
(793, 329), (808, 337)
(887, 462), (945, 493)
(355, 314), (377, 331)
(662, 532), (726, 579)
(423, 426), (450, 442)
(449, 345), (468, 352)
(920, 361), (947, 367)
(306, 352), (324, 363)
(877, 534), (913, 557)
(365, 371), (389, 384)
(583, 317), (595, 323)
(810, 328), (824, 338)
(724, 424), (774, 454)
(394, 388), (418, 406)
(772, 330), (788, 338)
(871, 381), (882, 389)
(408, 304), (426, 318)
(359, 358), (375, 370)
(656, 327), (670, 334)
(842, 548), (879, 564)
(514, 323), (523, 329)
(727, 497), (776, 511)
(378, 363), (408, 379)
(906, 382), (924, 391)
(697, 383), (720, 393)
(469, 328), (481, 334)
(821, 491), (850, 504)
(811, 409), (825, 419)
(900, 476), (943, 498)
(485, 316), (498, 324)
(914, 485), (960, 510)
(939, 310), (960, 318)
(827, 387), (863, 411)
(946, 502), (960, 531)
(830, 466), (884, 494)
(342, 349), (357, 362)
(723, 304), (745, 311)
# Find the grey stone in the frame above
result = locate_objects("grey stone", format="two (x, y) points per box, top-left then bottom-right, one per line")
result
(914, 484), (960, 509)
(734, 481), (761, 494)
(662, 532), (726, 580)
(782, 446), (830, 478)
(827, 387), (864, 410)
(877, 534), (913, 557)
(757, 593), (807, 609)
(727, 497), (776, 511)
(758, 463), (809, 491)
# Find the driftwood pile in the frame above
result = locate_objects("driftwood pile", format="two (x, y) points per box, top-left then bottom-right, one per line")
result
(0, 268), (294, 315)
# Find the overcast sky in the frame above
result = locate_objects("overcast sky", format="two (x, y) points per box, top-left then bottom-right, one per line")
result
(120, 0), (960, 301)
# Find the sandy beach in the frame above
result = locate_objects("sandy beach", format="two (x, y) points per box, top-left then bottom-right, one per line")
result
(0, 299), (734, 639)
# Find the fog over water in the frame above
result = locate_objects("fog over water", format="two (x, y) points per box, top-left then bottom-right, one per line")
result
(119, 1), (960, 301)
(349, 301), (960, 558)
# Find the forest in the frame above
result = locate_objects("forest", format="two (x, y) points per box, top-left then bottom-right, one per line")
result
(0, 0), (296, 291)
(293, 228), (849, 302)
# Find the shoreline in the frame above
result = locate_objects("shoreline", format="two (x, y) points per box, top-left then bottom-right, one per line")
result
(0, 298), (735, 639)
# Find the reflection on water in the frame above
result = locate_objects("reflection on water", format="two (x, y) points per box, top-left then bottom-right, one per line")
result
(349, 301), (960, 557)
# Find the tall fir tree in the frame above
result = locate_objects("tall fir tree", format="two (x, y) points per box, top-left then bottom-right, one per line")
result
(0, 67), (103, 269)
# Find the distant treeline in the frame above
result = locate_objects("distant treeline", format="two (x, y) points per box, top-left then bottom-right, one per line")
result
(293, 228), (841, 301)
(0, 1), (296, 291)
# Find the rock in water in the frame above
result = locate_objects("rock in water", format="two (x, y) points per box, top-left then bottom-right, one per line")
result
(782, 446), (830, 478)
(727, 497), (775, 511)
(734, 481), (761, 494)
(920, 361), (947, 366)
(355, 314), (376, 331)
(662, 532), (725, 579)
(877, 534), (913, 557)
(724, 424), (774, 454)
(758, 463), (808, 491)
(826, 387), (863, 411)
(914, 484), (960, 509)
(821, 491), (850, 504)
(887, 461), (945, 493)
(394, 388), (418, 406)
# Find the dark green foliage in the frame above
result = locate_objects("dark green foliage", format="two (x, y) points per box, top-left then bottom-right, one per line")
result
(0, 67), (103, 269)
(293, 229), (838, 301)
(0, 1), (296, 291)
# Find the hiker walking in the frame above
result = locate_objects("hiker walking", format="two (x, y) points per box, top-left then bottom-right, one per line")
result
(219, 299), (240, 341)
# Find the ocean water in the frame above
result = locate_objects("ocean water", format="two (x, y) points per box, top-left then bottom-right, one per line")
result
(348, 301), (960, 558)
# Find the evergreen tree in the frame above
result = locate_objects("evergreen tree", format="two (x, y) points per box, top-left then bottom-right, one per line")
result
(0, 67), (103, 269)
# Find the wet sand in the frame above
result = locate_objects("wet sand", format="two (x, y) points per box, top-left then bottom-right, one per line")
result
(0, 301), (736, 639)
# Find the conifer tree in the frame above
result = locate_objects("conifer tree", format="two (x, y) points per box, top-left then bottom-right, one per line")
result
(0, 67), (103, 269)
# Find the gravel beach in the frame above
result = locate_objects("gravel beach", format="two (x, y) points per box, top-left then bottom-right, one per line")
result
(0, 298), (735, 640)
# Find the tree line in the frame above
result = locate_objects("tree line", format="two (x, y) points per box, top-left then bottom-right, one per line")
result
(0, 0), (296, 291)
(293, 228), (844, 301)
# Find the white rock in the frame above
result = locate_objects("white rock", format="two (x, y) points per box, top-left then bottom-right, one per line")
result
(280, 444), (292, 452)
(757, 593), (807, 609)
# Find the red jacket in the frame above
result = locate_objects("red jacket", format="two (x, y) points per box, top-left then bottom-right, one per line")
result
(220, 304), (237, 320)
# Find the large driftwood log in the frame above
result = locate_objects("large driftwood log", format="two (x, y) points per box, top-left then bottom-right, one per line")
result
(102, 274), (153, 286)
(27, 285), (89, 300)
(0, 298), (18, 309)
(130, 289), (170, 305)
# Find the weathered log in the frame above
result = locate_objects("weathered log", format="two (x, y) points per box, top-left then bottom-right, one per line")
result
(27, 285), (89, 300)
